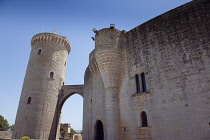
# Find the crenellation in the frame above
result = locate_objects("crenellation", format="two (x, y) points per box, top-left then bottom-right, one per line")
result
(11, 0), (210, 140)
(31, 33), (71, 54)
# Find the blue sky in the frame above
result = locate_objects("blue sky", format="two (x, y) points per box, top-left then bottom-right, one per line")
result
(0, 0), (192, 130)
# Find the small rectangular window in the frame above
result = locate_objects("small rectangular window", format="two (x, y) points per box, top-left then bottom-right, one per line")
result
(50, 72), (54, 79)
(135, 74), (140, 93)
(141, 73), (146, 92)
(38, 49), (41, 55)
(27, 97), (31, 104)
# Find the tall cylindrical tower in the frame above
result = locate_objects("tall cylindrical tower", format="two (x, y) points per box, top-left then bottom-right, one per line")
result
(94, 28), (123, 140)
(12, 32), (71, 139)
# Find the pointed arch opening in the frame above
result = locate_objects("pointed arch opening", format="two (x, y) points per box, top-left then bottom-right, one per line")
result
(95, 120), (104, 140)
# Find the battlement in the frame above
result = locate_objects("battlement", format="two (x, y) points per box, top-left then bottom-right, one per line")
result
(60, 123), (71, 126)
(31, 33), (71, 53)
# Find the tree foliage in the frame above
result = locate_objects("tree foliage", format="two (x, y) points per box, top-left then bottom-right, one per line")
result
(10, 124), (15, 131)
(70, 128), (77, 134)
(0, 115), (10, 131)
(60, 129), (65, 138)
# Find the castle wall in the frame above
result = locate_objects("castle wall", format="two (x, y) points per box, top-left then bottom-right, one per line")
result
(83, 0), (210, 140)
(60, 123), (71, 138)
(119, 0), (210, 139)
(0, 131), (12, 140)
(11, 0), (210, 139)
(83, 50), (107, 139)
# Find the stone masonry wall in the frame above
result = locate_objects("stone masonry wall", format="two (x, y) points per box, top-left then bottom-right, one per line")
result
(0, 131), (12, 140)
(83, 52), (106, 140)
(119, 0), (210, 139)
(13, 33), (70, 139)
(83, 0), (210, 140)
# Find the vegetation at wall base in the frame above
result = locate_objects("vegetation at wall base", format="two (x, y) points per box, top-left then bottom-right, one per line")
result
(0, 115), (10, 131)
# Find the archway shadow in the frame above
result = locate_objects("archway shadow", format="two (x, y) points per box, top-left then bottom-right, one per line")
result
(94, 120), (104, 140)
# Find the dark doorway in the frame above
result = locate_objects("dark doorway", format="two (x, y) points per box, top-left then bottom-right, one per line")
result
(95, 120), (104, 140)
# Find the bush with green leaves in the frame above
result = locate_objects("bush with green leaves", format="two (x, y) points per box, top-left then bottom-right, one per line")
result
(0, 115), (10, 131)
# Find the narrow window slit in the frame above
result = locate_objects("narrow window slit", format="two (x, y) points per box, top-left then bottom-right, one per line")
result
(27, 97), (31, 104)
(135, 74), (140, 93)
(50, 72), (54, 79)
(141, 111), (148, 127)
(141, 72), (146, 92)
(38, 49), (42, 55)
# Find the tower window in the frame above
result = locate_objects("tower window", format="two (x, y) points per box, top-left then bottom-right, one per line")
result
(27, 97), (31, 104)
(135, 74), (140, 93)
(141, 73), (146, 92)
(38, 49), (42, 55)
(141, 111), (148, 127)
(135, 72), (147, 94)
(64, 62), (66, 67)
(50, 72), (54, 79)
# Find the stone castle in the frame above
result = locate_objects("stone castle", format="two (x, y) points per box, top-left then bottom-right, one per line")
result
(12, 0), (210, 140)
(60, 123), (82, 140)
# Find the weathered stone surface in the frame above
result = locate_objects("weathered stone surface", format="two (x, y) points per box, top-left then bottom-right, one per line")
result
(0, 131), (12, 140)
(12, 33), (71, 139)
(83, 0), (210, 140)
(13, 0), (210, 140)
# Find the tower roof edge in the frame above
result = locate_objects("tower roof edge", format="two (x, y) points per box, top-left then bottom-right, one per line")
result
(31, 33), (71, 54)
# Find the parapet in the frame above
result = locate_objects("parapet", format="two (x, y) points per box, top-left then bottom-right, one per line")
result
(60, 123), (71, 127)
(31, 33), (71, 54)
(94, 28), (124, 50)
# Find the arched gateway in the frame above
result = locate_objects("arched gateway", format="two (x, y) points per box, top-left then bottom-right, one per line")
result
(59, 85), (84, 109)
(56, 85), (84, 138)
(95, 120), (104, 140)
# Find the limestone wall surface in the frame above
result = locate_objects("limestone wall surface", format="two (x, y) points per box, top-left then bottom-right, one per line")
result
(12, 33), (70, 139)
(120, 0), (210, 139)
(83, 0), (210, 140)
(83, 60), (106, 140)
(12, 0), (210, 140)
(0, 131), (12, 140)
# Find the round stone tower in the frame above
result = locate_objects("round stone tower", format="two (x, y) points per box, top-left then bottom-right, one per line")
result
(94, 28), (123, 140)
(12, 32), (71, 139)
